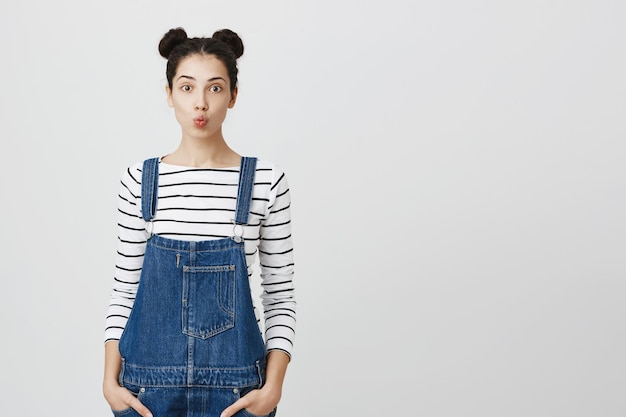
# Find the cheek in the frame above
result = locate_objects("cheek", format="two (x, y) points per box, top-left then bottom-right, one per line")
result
(171, 95), (193, 111)
(210, 97), (232, 112)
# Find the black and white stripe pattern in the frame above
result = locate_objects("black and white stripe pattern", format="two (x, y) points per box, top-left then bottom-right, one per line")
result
(105, 159), (296, 357)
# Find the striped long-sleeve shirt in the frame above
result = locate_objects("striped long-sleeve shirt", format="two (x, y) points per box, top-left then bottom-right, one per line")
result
(105, 158), (296, 357)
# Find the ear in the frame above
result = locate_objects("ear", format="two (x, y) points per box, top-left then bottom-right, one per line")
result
(165, 85), (173, 107)
(228, 86), (238, 108)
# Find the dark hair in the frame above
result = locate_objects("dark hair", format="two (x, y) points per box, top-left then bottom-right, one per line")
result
(158, 27), (244, 92)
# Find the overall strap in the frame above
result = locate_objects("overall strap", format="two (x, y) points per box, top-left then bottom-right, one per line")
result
(141, 157), (160, 221)
(234, 157), (257, 225)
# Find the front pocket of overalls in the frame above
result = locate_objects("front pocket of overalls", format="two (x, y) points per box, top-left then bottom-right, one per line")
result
(234, 386), (277, 417)
(110, 383), (145, 416)
(182, 264), (236, 339)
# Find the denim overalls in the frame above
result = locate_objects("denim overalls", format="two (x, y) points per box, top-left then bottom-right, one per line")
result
(115, 157), (275, 417)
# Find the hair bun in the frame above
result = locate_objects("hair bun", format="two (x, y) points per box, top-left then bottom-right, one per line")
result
(212, 29), (244, 59)
(158, 27), (188, 59)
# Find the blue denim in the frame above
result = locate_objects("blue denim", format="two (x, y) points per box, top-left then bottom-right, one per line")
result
(114, 157), (276, 417)
(111, 384), (275, 417)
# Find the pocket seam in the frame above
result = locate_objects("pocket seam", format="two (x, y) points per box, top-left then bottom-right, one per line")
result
(182, 264), (236, 339)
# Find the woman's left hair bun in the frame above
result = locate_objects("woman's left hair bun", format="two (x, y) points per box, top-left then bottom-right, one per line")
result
(158, 27), (188, 59)
(212, 29), (244, 59)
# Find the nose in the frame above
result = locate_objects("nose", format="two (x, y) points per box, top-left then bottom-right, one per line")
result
(195, 95), (208, 111)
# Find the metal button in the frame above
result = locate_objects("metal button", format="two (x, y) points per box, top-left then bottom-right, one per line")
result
(233, 388), (239, 394)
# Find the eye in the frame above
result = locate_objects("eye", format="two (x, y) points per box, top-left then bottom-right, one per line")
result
(181, 85), (192, 92)
(209, 85), (222, 93)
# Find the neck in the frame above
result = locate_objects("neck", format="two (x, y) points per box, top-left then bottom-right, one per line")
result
(163, 132), (240, 168)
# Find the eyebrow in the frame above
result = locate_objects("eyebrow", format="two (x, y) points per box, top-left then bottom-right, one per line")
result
(176, 75), (227, 83)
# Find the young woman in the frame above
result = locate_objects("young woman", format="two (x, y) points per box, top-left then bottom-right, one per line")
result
(103, 27), (296, 417)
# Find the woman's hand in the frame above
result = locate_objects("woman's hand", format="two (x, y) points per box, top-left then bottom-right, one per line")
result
(103, 341), (153, 417)
(220, 384), (281, 417)
(220, 350), (290, 417)
(103, 381), (153, 417)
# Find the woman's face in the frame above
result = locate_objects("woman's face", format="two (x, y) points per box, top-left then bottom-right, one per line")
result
(166, 53), (237, 140)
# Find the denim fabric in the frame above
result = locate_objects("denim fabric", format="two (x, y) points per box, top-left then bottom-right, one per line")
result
(111, 385), (276, 417)
(234, 157), (257, 226)
(114, 157), (275, 416)
(141, 157), (159, 222)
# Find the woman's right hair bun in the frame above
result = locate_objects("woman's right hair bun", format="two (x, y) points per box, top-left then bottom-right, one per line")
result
(212, 29), (244, 59)
(158, 27), (188, 59)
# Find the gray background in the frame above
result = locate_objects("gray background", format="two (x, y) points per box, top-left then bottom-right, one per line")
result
(1, 1), (624, 416)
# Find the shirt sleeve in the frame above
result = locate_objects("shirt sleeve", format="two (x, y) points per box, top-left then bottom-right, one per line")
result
(258, 166), (297, 357)
(104, 164), (148, 343)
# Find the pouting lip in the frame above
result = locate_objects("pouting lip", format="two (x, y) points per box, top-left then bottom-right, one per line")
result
(193, 116), (207, 127)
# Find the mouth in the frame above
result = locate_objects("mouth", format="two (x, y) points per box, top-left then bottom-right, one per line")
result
(194, 117), (207, 128)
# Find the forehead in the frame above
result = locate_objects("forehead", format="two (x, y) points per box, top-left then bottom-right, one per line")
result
(175, 54), (229, 81)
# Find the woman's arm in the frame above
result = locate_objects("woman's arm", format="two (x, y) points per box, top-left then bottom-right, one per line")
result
(258, 167), (297, 355)
(104, 164), (147, 343)
(221, 164), (297, 417)
(103, 165), (152, 416)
